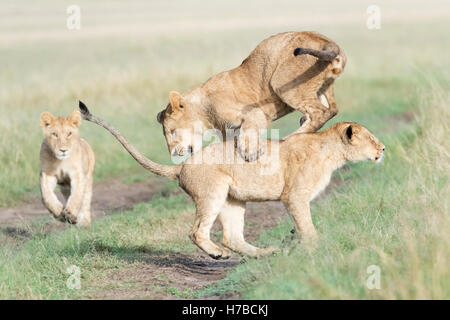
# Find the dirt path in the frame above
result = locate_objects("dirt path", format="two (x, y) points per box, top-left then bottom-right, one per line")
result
(0, 176), (168, 227)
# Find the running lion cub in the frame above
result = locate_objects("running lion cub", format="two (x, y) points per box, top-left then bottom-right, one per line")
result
(80, 102), (384, 258)
(39, 110), (95, 227)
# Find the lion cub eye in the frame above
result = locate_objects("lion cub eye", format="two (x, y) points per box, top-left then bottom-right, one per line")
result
(67, 132), (72, 138)
(52, 133), (58, 138)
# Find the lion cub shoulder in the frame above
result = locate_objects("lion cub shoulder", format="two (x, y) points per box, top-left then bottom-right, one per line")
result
(39, 110), (95, 227)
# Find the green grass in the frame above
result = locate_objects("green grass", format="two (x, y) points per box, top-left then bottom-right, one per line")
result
(0, 193), (195, 299)
(0, 0), (449, 300)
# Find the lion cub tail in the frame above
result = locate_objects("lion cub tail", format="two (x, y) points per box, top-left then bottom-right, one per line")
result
(293, 43), (339, 62)
(79, 101), (181, 180)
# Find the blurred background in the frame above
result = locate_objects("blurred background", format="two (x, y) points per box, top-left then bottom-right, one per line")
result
(1, 0), (449, 206)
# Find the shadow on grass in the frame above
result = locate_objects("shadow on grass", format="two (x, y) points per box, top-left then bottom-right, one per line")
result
(0, 226), (33, 241)
(97, 243), (238, 271)
(58, 238), (239, 274)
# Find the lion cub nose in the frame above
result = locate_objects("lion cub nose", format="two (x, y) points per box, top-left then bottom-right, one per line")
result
(60, 147), (68, 153)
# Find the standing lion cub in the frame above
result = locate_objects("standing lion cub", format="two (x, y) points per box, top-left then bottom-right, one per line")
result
(39, 110), (95, 227)
(80, 102), (385, 259)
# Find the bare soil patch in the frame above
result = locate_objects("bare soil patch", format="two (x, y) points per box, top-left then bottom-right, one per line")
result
(0, 176), (168, 227)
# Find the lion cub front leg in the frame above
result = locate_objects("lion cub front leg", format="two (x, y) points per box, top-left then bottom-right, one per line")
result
(76, 175), (93, 227)
(236, 108), (268, 162)
(62, 173), (85, 225)
(189, 187), (232, 260)
(40, 172), (64, 221)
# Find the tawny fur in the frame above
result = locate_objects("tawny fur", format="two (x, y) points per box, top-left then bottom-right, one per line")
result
(157, 31), (346, 161)
(39, 110), (95, 227)
(81, 103), (384, 259)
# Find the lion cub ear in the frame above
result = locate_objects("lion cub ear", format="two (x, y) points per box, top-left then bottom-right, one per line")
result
(157, 110), (165, 124)
(168, 91), (184, 114)
(68, 110), (82, 128)
(341, 124), (354, 145)
(40, 112), (55, 128)
(346, 125), (353, 140)
(343, 124), (361, 144)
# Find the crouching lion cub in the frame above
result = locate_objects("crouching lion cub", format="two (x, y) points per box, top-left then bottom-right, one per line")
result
(39, 110), (95, 227)
(80, 102), (384, 259)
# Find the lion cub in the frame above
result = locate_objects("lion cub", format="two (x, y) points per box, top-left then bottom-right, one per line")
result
(80, 102), (385, 259)
(39, 110), (95, 227)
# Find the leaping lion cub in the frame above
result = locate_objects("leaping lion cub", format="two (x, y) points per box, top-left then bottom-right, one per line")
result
(157, 31), (346, 161)
(80, 102), (384, 259)
(39, 110), (95, 227)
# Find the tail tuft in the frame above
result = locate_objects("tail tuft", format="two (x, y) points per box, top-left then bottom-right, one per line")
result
(293, 48), (304, 56)
(293, 46), (338, 62)
(79, 101), (91, 119)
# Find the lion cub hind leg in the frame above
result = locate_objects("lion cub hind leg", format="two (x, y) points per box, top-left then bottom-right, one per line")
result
(270, 57), (339, 139)
(219, 199), (279, 258)
(190, 185), (231, 260)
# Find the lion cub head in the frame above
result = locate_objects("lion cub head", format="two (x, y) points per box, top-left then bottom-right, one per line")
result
(40, 110), (82, 160)
(157, 91), (205, 157)
(340, 122), (385, 163)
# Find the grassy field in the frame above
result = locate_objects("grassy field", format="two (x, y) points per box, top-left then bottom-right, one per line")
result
(200, 93), (449, 299)
(0, 0), (449, 299)
(0, 192), (197, 299)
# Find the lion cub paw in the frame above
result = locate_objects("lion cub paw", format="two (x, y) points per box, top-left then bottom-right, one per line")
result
(61, 208), (78, 225)
(50, 204), (65, 222)
(53, 211), (66, 223)
(209, 247), (232, 260)
(254, 246), (280, 258)
(236, 133), (266, 162)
